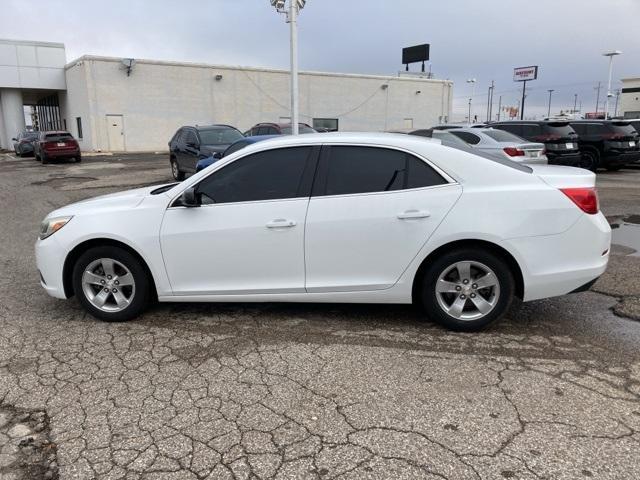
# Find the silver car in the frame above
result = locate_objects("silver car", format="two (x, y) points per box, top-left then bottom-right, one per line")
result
(448, 128), (548, 165)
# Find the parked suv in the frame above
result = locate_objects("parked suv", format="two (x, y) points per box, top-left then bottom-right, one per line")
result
(247, 122), (316, 136)
(168, 125), (244, 180)
(12, 131), (39, 157)
(491, 121), (581, 167)
(33, 131), (81, 164)
(569, 120), (640, 171)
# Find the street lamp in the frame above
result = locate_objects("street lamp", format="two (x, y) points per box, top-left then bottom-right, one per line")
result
(603, 50), (622, 120)
(466, 78), (476, 123)
(547, 89), (554, 118)
(270, 0), (306, 135)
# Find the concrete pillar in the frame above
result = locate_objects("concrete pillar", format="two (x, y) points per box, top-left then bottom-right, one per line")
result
(0, 89), (26, 150)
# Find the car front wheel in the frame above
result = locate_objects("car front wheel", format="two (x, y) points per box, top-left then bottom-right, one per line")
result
(72, 246), (151, 322)
(421, 248), (514, 331)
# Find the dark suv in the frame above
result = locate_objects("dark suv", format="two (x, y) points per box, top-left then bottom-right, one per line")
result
(490, 121), (581, 167)
(247, 123), (316, 136)
(169, 125), (244, 180)
(568, 120), (640, 171)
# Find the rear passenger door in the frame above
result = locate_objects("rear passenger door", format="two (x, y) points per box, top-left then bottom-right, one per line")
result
(304, 145), (462, 292)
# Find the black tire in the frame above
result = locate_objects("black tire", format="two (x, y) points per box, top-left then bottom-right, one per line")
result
(72, 246), (151, 322)
(75, 155), (82, 163)
(579, 149), (599, 172)
(421, 248), (515, 332)
(171, 158), (185, 181)
(40, 153), (49, 165)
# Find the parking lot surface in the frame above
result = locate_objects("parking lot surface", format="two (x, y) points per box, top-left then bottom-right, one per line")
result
(1, 152), (639, 480)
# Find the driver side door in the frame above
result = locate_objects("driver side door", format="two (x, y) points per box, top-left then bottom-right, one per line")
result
(160, 146), (319, 295)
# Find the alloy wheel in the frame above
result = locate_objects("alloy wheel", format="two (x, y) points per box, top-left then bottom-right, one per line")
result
(81, 258), (136, 312)
(435, 260), (500, 321)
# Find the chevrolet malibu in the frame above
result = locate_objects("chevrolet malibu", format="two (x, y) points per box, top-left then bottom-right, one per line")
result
(36, 133), (611, 331)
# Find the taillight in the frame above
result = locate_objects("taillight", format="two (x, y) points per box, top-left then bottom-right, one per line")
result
(560, 187), (599, 214)
(503, 147), (525, 157)
(601, 133), (623, 140)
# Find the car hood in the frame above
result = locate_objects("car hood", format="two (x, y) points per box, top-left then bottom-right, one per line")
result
(46, 184), (168, 218)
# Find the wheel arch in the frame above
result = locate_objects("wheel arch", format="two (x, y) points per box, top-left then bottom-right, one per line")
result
(63, 238), (157, 299)
(411, 239), (524, 305)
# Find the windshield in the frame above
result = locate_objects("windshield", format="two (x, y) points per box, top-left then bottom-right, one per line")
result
(483, 129), (525, 143)
(281, 125), (317, 134)
(432, 130), (470, 148)
(199, 127), (243, 145)
(24, 132), (39, 140)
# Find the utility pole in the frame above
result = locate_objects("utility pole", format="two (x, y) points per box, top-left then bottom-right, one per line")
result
(467, 78), (476, 123)
(486, 80), (494, 122)
(573, 94), (578, 114)
(603, 50), (622, 120)
(547, 89), (554, 118)
(497, 95), (502, 121)
(594, 82), (601, 114)
(520, 81), (528, 120)
(614, 89), (621, 117)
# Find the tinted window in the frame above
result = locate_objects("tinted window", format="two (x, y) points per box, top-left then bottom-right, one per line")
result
(44, 133), (73, 141)
(322, 147), (445, 196)
(587, 123), (607, 135)
(483, 130), (525, 143)
(521, 124), (541, 138)
(570, 123), (587, 135)
(197, 147), (312, 204)
(610, 122), (637, 136)
(256, 127), (270, 135)
(450, 131), (481, 145)
(544, 122), (576, 137)
(184, 130), (199, 145)
(432, 131), (470, 149)
(199, 127), (243, 145)
(495, 124), (522, 136)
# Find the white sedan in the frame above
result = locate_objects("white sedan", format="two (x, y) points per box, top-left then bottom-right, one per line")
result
(36, 133), (611, 331)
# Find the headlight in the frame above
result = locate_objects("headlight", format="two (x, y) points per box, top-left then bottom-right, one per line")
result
(39, 216), (73, 240)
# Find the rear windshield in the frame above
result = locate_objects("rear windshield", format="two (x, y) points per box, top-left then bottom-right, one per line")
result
(611, 122), (638, 135)
(199, 127), (243, 145)
(281, 125), (317, 134)
(432, 130), (471, 148)
(441, 142), (532, 173)
(544, 123), (576, 136)
(483, 129), (524, 143)
(45, 133), (73, 141)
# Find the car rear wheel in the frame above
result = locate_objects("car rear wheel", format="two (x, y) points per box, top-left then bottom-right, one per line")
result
(421, 248), (514, 331)
(171, 158), (185, 181)
(40, 154), (49, 165)
(579, 150), (599, 172)
(72, 246), (151, 322)
(75, 155), (82, 163)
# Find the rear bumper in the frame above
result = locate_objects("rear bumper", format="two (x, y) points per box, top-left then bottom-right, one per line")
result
(602, 150), (640, 166)
(43, 149), (81, 159)
(546, 152), (581, 166)
(505, 212), (611, 302)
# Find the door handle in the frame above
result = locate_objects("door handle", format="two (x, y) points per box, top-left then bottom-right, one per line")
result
(397, 210), (431, 220)
(266, 219), (297, 228)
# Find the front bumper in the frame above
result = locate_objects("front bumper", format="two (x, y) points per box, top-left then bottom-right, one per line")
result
(35, 236), (67, 299)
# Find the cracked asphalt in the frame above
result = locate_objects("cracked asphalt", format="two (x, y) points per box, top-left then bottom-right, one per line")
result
(1, 152), (639, 480)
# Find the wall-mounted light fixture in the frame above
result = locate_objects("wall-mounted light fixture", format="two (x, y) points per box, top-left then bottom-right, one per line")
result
(215, 74), (223, 81)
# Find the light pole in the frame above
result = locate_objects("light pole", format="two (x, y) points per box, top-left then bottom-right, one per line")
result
(547, 89), (554, 118)
(270, 0), (306, 135)
(614, 89), (621, 117)
(603, 50), (622, 120)
(573, 94), (578, 115)
(466, 78), (476, 123)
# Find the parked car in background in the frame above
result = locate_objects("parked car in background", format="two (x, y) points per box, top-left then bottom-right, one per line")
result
(491, 121), (581, 167)
(195, 135), (278, 172)
(389, 128), (486, 151)
(12, 131), (39, 157)
(169, 125), (244, 180)
(36, 133), (610, 331)
(432, 124), (488, 130)
(448, 128), (548, 164)
(33, 131), (81, 164)
(568, 120), (640, 171)
(247, 122), (316, 136)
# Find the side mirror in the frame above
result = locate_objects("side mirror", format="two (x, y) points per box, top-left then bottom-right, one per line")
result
(180, 187), (200, 207)
(213, 152), (222, 160)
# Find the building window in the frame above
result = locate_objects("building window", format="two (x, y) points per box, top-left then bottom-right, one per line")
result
(313, 118), (339, 132)
(76, 117), (83, 139)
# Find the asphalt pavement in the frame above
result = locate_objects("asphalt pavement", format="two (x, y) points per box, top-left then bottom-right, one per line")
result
(0, 152), (639, 480)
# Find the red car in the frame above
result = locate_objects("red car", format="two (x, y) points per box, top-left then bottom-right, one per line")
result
(34, 131), (81, 164)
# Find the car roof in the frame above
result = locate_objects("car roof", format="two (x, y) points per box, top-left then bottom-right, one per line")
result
(240, 135), (280, 143)
(42, 130), (71, 134)
(193, 124), (239, 130)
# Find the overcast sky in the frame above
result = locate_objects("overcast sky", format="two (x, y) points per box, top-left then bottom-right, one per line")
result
(4, 0), (640, 121)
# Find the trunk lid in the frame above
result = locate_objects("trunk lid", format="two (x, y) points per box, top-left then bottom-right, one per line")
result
(529, 165), (596, 188)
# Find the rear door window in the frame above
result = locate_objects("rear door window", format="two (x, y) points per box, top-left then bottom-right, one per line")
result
(496, 124), (523, 136)
(317, 146), (446, 197)
(587, 123), (608, 135)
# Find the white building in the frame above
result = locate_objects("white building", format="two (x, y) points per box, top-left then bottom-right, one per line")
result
(620, 77), (640, 119)
(1, 38), (454, 152)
